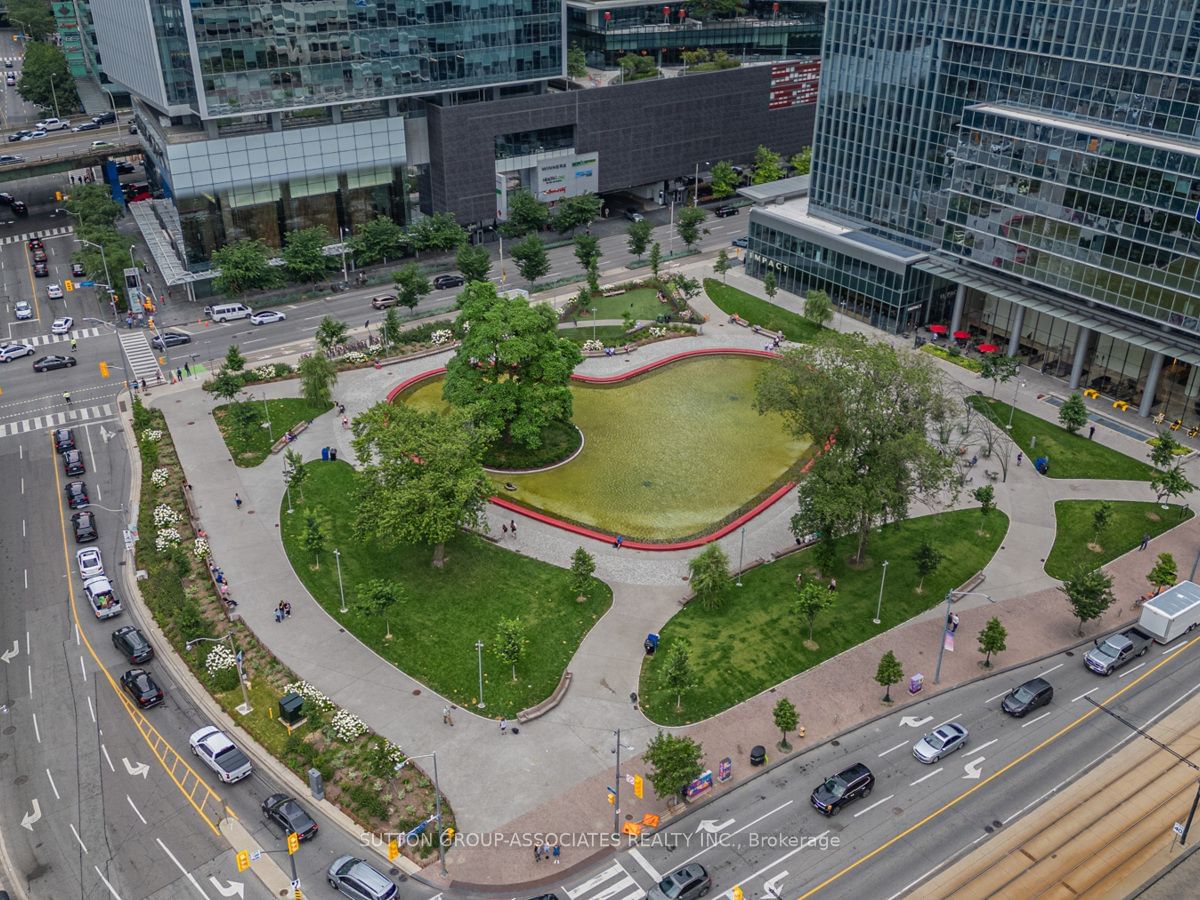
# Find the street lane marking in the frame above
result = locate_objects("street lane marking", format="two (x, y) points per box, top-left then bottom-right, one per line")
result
(910, 768), (943, 786)
(714, 835), (826, 898)
(101, 743), (115, 772)
(879, 741), (908, 757)
(1021, 711), (1051, 728)
(675, 799), (793, 867)
(46, 768), (59, 799)
(69, 823), (88, 853)
(985, 688), (1010, 703)
(568, 862), (625, 897)
(853, 795), (894, 818)
(1119, 662), (1148, 678)
(973, 739), (997, 753)
(79, 654), (86, 681)
(628, 847), (661, 881)
(31, 712), (39, 742)
(1072, 687), (1099, 702)
(87, 695), (95, 722)
(127, 795), (146, 824)
(94, 865), (123, 899)
(1038, 662), (1064, 678)
(156, 837), (211, 899)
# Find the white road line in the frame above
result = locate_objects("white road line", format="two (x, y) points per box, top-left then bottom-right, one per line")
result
(69, 823), (88, 853)
(568, 862), (625, 898)
(878, 741), (908, 757)
(910, 768), (943, 786)
(628, 847), (661, 881)
(592, 873), (640, 900)
(1021, 711), (1052, 728)
(101, 743), (115, 772)
(713, 836), (825, 898)
(676, 799), (793, 866)
(26, 631), (30, 654)
(1038, 662), (1064, 678)
(74, 624), (79, 645)
(32, 712), (39, 743)
(46, 768), (60, 799)
(93, 865), (124, 900)
(79, 654), (86, 681)
(27, 664), (32, 698)
(973, 739), (998, 753)
(985, 688), (1010, 703)
(1072, 687), (1099, 702)
(83, 419), (96, 472)
(127, 795), (147, 824)
(156, 837), (212, 899)
(1120, 662), (1148, 678)
(87, 695), (95, 723)
(853, 794), (894, 818)
(943, 713), (963, 723)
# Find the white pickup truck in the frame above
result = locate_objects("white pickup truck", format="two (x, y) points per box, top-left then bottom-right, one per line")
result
(83, 575), (122, 620)
(35, 118), (70, 131)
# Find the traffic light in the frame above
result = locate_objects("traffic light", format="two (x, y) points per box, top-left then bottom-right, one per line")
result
(633, 774), (644, 799)
(387, 839), (399, 861)
(287, 832), (299, 855)
(444, 826), (455, 844)
(64, 279), (74, 292)
(55, 191), (62, 202)
(294, 891), (302, 900)
(732, 887), (744, 900)
(235, 850), (250, 872)
(99, 361), (109, 378)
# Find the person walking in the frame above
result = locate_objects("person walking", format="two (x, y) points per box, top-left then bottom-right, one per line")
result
(443, 706), (453, 726)
(1016, 452), (1023, 466)
(184, 361), (192, 377)
(1088, 425), (1096, 440)
(615, 534), (624, 549)
(509, 520), (517, 537)
(499, 717), (508, 736)
(234, 493), (243, 509)
(70, 337), (77, 351)
(62, 391), (71, 405)
(534, 843), (542, 863)
(1139, 532), (1150, 551)
(552, 844), (561, 865)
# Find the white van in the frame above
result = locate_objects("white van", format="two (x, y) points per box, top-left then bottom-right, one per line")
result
(204, 302), (252, 322)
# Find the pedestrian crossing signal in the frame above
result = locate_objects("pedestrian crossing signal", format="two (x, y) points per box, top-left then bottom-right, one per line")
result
(99, 361), (109, 378)
(287, 832), (299, 855)
(235, 850), (250, 872)
(64, 279), (74, 292)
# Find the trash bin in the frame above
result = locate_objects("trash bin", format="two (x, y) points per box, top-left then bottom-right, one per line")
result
(321, 446), (329, 462)
(749, 745), (767, 766)
(644, 633), (659, 655)
(329, 448), (338, 462)
(279, 691), (304, 725)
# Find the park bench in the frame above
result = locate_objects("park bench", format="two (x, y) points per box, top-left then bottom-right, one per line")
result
(517, 670), (573, 723)
(269, 419), (310, 455)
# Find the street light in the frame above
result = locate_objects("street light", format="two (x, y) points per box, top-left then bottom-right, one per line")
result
(736, 527), (745, 587)
(334, 548), (347, 613)
(397, 752), (447, 876)
(693, 160), (710, 206)
(590, 307), (598, 340)
(185, 635), (252, 714)
(76, 238), (114, 323)
(283, 460), (294, 515)
(48, 72), (59, 119)
(1007, 380), (1026, 429)
(339, 227), (350, 283)
(611, 729), (635, 837)
(475, 640), (486, 709)
(873, 560), (889, 625)
(933, 590), (994, 684)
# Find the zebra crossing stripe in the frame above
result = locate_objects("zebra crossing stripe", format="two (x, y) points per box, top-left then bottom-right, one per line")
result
(0, 226), (74, 246)
(0, 403), (114, 439)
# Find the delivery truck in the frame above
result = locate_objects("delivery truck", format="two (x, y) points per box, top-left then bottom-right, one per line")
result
(1138, 581), (1200, 644)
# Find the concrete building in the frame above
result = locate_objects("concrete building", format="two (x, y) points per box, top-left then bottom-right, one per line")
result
(746, 0), (1200, 423)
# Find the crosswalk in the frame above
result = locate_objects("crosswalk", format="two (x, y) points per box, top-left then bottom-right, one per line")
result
(10, 327), (102, 347)
(0, 225), (74, 246)
(117, 329), (164, 383)
(0, 403), (115, 438)
(567, 861), (644, 900)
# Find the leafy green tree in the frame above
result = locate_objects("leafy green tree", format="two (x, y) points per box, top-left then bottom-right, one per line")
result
(355, 578), (404, 616)
(551, 193), (603, 235)
(314, 316), (349, 351)
(298, 353), (337, 406)
(17, 41), (78, 112)
(494, 616), (528, 681)
(379, 306), (402, 351)
(7, 0), (55, 38)
(648, 242), (663, 278)
(511, 234), (551, 286)
(393, 263), (432, 310)
(283, 447), (308, 501)
(456, 243), (492, 284)
(209, 370), (243, 403)
(1150, 431), (1185, 469)
(1148, 552), (1178, 594)
(662, 640), (695, 711)
(757, 336), (955, 564)
(627, 219), (653, 259)
(443, 282), (583, 448)
(794, 581), (833, 642)
(567, 46), (588, 78)
(212, 240), (279, 296)
(688, 544), (731, 611)
(283, 227), (333, 283)
(586, 257), (601, 294)
(1152, 464), (1195, 507)
(1060, 564), (1115, 635)
(751, 145), (786, 184)
(973, 484), (996, 520)
(803, 289), (833, 328)
(773, 697), (798, 751)
(1091, 501), (1113, 539)
(979, 354), (1021, 398)
(228, 401), (259, 440)
(1058, 391), (1089, 434)
(346, 215), (409, 265)
(710, 161), (739, 199)
(789, 146), (813, 176)
(301, 507), (332, 568)
(674, 274), (701, 306)
(676, 205), (707, 251)
(978, 617), (1007, 668)
(712, 249), (732, 283)
(642, 731), (704, 799)
(570, 547), (597, 599)
(875, 650), (903, 703)
(223, 344), (246, 373)
(407, 212), (466, 253)
(351, 403), (492, 567)
(911, 539), (943, 592)
(763, 271), (778, 300)
(503, 189), (550, 237)
(573, 233), (601, 272)
(66, 184), (121, 230)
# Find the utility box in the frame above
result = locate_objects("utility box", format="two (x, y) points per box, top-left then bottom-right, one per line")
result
(279, 691), (305, 724)
(308, 767), (325, 801)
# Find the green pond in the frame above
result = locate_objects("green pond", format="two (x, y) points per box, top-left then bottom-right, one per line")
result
(399, 355), (811, 540)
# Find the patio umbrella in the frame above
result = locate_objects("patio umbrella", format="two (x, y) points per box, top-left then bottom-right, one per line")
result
(953, 330), (971, 340)
(928, 324), (948, 334)
(977, 343), (999, 353)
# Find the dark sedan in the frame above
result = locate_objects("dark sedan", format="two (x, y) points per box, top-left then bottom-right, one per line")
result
(1001, 677), (1054, 717)
(112, 626), (154, 664)
(262, 793), (319, 841)
(433, 273), (465, 290)
(65, 480), (89, 508)
(63, 449), (86, 476)
(7, 131), (31, 143)
(121, 669), (164, 708)
(71, 263), (85, 277)
(54, 428), (75, 453)
(714, 205), (740, 218)
(152, 331), (192, 349)
(33, 261), (48, 277)
(72, 511), (98, 543)
(33, 355), (77, 372)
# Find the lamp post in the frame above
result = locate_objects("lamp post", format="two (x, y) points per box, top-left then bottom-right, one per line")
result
(1007, 380), (1025, 429)
(334, 548), (346, 613)
(76, 238), (113, 315)
(262, 392), (273, 442)
(475, 640), (486, 709)
(48, 73), (59, 119)
(693, 160), (710, 206)
(339, 227), (350, 283)
(284, 461), (294, 515)
(873, 560), (888, 625)
(397, 752), (447, 876)
(186, 635), (252, 714)
(590, 307), (598, 340)
(933, 590), (993, 684)
(736, 527), (745, 587)
(611, 729), (635, 837)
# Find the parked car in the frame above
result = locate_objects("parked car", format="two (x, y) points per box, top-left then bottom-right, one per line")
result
(810, 762), (875, 815)
(54, 428), (75, 452)
(646, 864), (712, 900)
(624, 207), (645, 223)
(262, 793), (319, 841)
(249, 309), (286, 325)
(35, 118), (69, 131)
(189, 726), (253, 783)
(151, 331), (191, 349)
(13, 300), (32, 320)
(1001, 676), (1054, 717)
(0, 155), (23, 165)
(62, 449), (85, 476)
(51, 316), (73, 334)
(72, 510), (98, 543)
(46, 283), (63, 300)
(121, 669), (164, 708)
(432, 274), (465, 290)
(33, 354), (76, 371)
(71, 122), (100, 132)
(112, 625), (154, 664)
(64, 480), (89, 508)
(115, 161), (136, 175)
(714, 205), (740, 218)
(0, 342), (34, 362)
(77, 547), (105, 580)
(326, 856), (396, 900)
(912, 722), (968, 763)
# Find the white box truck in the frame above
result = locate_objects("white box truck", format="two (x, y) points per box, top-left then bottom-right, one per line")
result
(1138, 581), (1200, 644)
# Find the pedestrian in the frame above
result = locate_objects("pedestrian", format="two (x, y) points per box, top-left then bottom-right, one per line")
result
(234, 493), (243, 509)
(502, 524), (508, 537)
(283, 601), (292, 617)
(176, 368), (182, 382)
(274, 605), (284, 623)
(795, 572), (803, 589)
(950, 612), (960, 633)
(1088, 425), (1095, 440)
(140, 378), (147, 391)
(1016, 452), (1023, 466)
(509, 519), (516, 537)
(828, 578), (837, 592)
(1139, 532), (1150, 551)
(615, 534), (624, 549)
(70, 337), (77, 351)
(553, 844), (561, 865)
(63, 391), (71, 405)
(184, 362), (192, 377)
(443, 706), (454, 726)
(499, 717), (508, 736)
(534, 843), (542, 863)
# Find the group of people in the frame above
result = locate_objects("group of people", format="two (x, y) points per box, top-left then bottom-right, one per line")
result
(533, 841), (561, 864)
(274, 601), (293, 622)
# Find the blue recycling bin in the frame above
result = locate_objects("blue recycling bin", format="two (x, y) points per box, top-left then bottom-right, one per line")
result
(321, 446), (330, 461)
(644, 633), (660, 655)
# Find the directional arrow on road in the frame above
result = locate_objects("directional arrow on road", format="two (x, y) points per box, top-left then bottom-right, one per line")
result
(695, 818), (734, 833)
(1, 641), (18, 663)
(763, 871), (789, 898)
(208, 876), (245, 898)
(899, 715), (933, 728)
(21, 799), (40, 830)
(123, 757), (150, 778)
(963, 756), (986, 780)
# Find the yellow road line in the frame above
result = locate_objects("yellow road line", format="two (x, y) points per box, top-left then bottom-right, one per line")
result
(798, 634), (1200, 899)
(49, 432), (225, 836)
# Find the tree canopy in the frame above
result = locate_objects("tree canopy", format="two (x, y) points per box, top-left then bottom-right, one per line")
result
(751, 145), (786, 184)
(7, 0), (55, 38)
(408, 213), (466, 253)
(551, 193), (603, 235)
(17, 41), (78, 112)
(710, 160), (739, 199)
(283, 227), (333, 282)
(511, 235), (550, 285)
(502, 190), (549, 237)
(627, 219), (653, 259)
(212, 240), (279, 296)
(677, 205), (707, 250)
(643, 731), (704, 799)
(347, 216), (408, 265)
(392, 263), (431, 310)
(456, 243), (492, 284)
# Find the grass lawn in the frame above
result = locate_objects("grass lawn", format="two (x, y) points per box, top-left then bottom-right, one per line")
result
(640, 508), (1009, 724)
(558, 324), (635, 345)
(704, 278), (822, 342)
(1044, 500), (1193, 579)
(214, 397), (333, 467)
(280, 462), (612, 716)
(578, 288), (666, 322)
(968, 395), (1155, 481)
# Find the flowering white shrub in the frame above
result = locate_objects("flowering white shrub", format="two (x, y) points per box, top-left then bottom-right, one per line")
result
(648, 326), (667, 338)
(430, 329), (453, 345)
(193, 537), (211, 560)
(150, 468), (169, 488)
(153, 504), (180, 527)
(141, 428), (162, 444)
(380, 740), (406, 770)
(155, 527), (182, 551)
(582, 339), (605, 352)
(284, 680), (335, 712)
(205, 642), (236, 676)
(343, 351), (369, 364)
(331, 708), (367, 742)
(253, 365), (276, 380)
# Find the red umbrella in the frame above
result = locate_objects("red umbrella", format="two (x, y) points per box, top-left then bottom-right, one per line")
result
(953, 330), (971, 340)
(928, 324), (948, 334)
(977, 343), (999, 353)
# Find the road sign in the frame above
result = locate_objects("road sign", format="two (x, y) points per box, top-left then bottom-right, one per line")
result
(79, 280), (96, 287)
(1175, 822), (1186, 837)
(249, 850), (262, 862)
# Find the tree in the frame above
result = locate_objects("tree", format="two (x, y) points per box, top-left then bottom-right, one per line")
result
(1060, 564), (1115, 635)
(314, 316), (349, 352)
(757, 335), (955, 564)
(223, 344), (246, 373)
(661, 641), (695, 711)
(494, 616), (527, 681)
(1148, 552), (1178, 595)
(301, 507), (332, 568)
(65, 184), (121, 230)
(573, 233), (601, 272)
(209, 370), (243, 403)
(347, 215), (408, 265)
(627, 219), (653, 259)
(7, 0), (56, 38)
(567, 46), (588, 78)
(978, 354), (1020, 399)
(283, 447), (308, 501)
(393, 263), (432, 310)
(351, 403), (491, 567)
(1091, 501), (1113, 539)
(456, 243), (492, 284)
(1058, 391), (1089, 434)
(212, 240), (279, 296)
(794, 581), (833, 642)
(803, 289), (832, 328)
(875, 650), (903, 703)
(379, 306), (402, 351)
(911, 539), (944, 592)
(1150, 431), (1185, 469)
(751, 145), (786, 185)
(407, 212), (466, 253)
(977, 617), (1007, 668)
(789, 146), (813, 176)
(710, 160), (739, 199)
(763, 271), (778, 300)
(642, 731), (704, 799)
(298, 353), (337, 406)
(713, 249), (732, 283)
(17, 42), (78, 112)
(773, 697), (799, 751)
(502, 189), (550, 237)
(355, 578), (404, 616)
(551, 193), (603, 235)
(676, 205), (707, 251)
(227, 401), (259, 440)
(570, 547), (597, 599)
(973, 484), (996, 521)
(688, 544), (731, 611)
(71, 227), (133, 300)
(283, 227), (333, 283)
(511, 235), (551, 285)
(443, 282), (583, 448)
(648, 242), (663, 278)
(585, 258), (601, 294)
(1151, 464), (1195, 507)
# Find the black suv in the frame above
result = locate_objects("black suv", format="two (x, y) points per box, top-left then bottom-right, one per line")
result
(433, 273), (465, 290)
(1001, 677), (1054, 717)
(646, 864), (711, 900)
(714, 205), (740, 218)
(112, 626), (154, 663)
(63, 449), (85, 476)
(65, 480), (89, 508)
(54, 428), (75, 453)
(72, 511), (98, 543)
(811, 762), (875, 816)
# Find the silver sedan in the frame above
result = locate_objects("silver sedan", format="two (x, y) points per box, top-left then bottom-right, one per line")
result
(912, 722), (968, 763)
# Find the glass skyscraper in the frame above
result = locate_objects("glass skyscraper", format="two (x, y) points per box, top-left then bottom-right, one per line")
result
(748, 0), (1200, 423)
